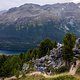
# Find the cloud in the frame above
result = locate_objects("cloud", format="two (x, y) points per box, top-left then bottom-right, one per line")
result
(72, 0), (80, 3)
(0, 0), (80, 10)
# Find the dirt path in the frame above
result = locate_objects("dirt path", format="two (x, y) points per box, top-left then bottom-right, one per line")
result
(4, 71), (79, 80)
(4, 75), (22, 80)
(29, 72), (69, 78)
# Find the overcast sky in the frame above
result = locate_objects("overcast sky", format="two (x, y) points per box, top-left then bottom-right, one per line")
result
(0, 0), (80, 11)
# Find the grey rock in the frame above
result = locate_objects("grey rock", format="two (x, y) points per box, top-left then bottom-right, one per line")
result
(73, 38), (80, 58)
(22, 63), (29, 73)
(35, 43), (64, 72)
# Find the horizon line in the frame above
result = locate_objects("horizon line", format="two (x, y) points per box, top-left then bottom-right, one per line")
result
(0, 2), (80, 11)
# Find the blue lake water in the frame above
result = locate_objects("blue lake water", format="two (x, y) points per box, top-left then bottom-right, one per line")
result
(0, 50), (27, 55)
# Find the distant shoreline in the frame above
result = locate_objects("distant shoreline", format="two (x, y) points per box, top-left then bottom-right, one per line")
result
(0, 53), (19, 56)
(0, 49), (27, 56)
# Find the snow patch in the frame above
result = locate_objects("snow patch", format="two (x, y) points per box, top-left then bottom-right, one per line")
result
(64, 25), (69, 31)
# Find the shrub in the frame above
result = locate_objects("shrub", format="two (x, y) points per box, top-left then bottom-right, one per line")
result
(54, 66), (68, 74)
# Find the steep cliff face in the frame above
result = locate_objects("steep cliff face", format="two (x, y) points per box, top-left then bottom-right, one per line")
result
(0, 3), (80, 50)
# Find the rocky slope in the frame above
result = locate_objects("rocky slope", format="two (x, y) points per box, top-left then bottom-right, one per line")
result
(0, 10), (7, 15)
(0, 2), (80, 50)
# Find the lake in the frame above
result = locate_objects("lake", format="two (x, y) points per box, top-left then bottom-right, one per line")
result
(0, 49), (27, 55)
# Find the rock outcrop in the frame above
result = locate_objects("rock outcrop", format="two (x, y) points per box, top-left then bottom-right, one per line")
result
(34, 43), (64, 72)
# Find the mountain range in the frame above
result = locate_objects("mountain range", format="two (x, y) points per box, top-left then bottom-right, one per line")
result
(0, 2), (80, 50)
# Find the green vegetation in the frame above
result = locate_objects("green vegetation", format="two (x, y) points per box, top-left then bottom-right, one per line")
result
(53, 66), (68, 74)
(0, 55), (21, 77)
(39, 38), (57, 58)
(0, 33), (79, 79)
(53, 75), (79, 80)
(77, 66), (80, 75)
(19, 75), (79, 80)
(25, 38), (57, 61)
(0, 38), (57, 77)
(63, 33), (76, 69)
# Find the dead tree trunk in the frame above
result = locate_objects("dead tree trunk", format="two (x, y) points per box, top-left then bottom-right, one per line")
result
(69, 60), (80, 75)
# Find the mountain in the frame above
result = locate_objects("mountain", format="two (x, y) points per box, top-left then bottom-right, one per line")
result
(0, 2), (80, 50)
(0, 10), (7, 15)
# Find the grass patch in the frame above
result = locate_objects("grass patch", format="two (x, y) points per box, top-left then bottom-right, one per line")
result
(52, 75), (79, 80)
(19, 75), (45, 80)
(19, 75), (79, 80)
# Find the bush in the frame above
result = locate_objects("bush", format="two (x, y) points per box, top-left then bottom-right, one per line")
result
(54, 66), (68, 74)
